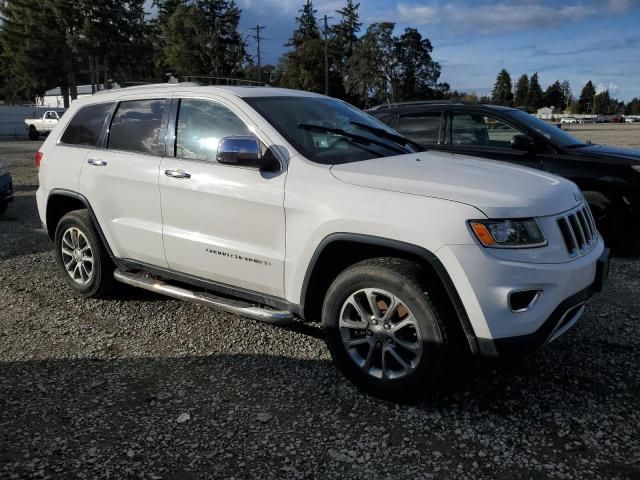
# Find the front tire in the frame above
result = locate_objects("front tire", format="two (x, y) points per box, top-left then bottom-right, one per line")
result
(54, 209), (116, 298)
(322, 258), (449, 402)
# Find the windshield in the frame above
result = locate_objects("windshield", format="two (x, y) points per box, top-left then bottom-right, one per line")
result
(244, 96), (420, 164)
(508, 110), (588, 148)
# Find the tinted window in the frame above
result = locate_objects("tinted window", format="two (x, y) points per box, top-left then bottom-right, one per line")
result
(175, 99), (251, 162)
(108, 99), (166, 155)
(452, 113), (523, 147)
(60, 103), (113, 146)
(398, 112), (442, 145)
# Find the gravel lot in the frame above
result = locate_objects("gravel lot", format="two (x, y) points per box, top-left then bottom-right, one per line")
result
(1, 140), (639, 479)
(563, 123), (640, 148)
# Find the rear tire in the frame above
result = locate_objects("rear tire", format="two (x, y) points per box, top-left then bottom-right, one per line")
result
(28, 125), (39, 141)
(54, 209), (116, 298)
(322, 257), (450, 402)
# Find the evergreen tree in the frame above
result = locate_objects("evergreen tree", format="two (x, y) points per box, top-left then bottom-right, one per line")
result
(491, 68), (513, 106)
(344, 23), (391, 106)
(526, 72), (544, 111)
(513, 74), (529, 107)
(626, 98), (640, 115)
(578, 80), (596, 114)
(331, 0), (361, 67)
(281, 1), (324, 92)
(287, 0), (320, 48)
(395, 28), (443, 101)
(544, 80), (564, 112)
(164, 0), (248, 77)
(329, 0), (361, 99)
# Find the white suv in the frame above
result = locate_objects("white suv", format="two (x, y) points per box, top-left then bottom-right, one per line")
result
(36, 85), (609, 400)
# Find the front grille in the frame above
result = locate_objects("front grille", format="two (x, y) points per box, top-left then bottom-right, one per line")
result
(557, 204), (598, 257)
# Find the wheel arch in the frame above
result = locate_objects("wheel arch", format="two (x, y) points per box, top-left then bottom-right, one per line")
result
(300, 233), (482, 355)
(46, 189), (114, 257)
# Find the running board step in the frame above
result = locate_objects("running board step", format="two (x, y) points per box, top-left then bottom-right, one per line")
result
(113, 269), (294, 325)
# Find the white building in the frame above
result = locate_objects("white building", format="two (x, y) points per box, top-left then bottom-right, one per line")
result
(35, 84), (119, 108)
(536, 107), (554, 120)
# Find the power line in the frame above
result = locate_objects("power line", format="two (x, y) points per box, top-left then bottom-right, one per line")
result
(250, 24), (266, 83)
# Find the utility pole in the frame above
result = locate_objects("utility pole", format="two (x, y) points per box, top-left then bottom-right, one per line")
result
(250, 25), (265, 83)
(322, 15), (332, 96)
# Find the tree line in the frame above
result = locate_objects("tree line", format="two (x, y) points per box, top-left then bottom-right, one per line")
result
(1, 0), (637, 114)
(0, 0), (448, 108)
(487, 68), (638, 116)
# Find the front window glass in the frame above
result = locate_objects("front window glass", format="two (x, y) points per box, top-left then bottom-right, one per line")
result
(452, 113), (523, 147)
(108, 99), (166, 155)
(508, 110), (586, 147)
(175, 99), (251, 162)
(245, 96), (417, 164)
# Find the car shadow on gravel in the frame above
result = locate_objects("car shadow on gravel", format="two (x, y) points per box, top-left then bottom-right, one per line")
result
(0, 349), (637, 478)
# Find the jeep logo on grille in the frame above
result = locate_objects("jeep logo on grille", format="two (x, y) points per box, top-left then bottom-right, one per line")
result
(574, 192), (582, 204)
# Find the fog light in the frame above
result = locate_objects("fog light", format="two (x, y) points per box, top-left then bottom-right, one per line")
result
(509, 290), (542, 312)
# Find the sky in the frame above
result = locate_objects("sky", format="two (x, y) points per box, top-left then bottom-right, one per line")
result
(232, 0), (640, 101)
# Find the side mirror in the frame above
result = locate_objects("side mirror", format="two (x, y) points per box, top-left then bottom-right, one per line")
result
(217, 136), (265, 168)
(511, 134), (535, 152)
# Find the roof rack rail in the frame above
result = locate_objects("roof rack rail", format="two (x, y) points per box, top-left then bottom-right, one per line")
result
(368, 100), (486, 110)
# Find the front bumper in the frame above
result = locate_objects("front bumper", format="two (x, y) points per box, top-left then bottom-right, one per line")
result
(437, 239), (607, 356)
(490, 248), (609, 356)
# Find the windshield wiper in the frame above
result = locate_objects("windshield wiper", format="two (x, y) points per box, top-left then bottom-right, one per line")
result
(298, 123), (410, 155)
(349, 121), (425, 152)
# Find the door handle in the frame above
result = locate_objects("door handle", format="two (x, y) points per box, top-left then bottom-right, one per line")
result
(87, 158), (107, 166)
(165, 169), (191, 179)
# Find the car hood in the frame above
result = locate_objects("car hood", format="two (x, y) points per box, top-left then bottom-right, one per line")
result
(572, 143), (640, 162)
(330, 151), (582, 218)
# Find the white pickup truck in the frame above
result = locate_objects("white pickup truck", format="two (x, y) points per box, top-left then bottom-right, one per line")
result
(25, 110), (62, 140)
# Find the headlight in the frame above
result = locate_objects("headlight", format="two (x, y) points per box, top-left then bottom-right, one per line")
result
(469, 218), (547, 248)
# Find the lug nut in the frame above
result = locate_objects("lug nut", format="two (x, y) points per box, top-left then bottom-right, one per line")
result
(372, 319), (378, 326)
(366, 330), (373, 337)
(384, 323), (390, 330)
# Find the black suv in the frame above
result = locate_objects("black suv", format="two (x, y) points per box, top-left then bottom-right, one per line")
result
(368, 101), (640, 247)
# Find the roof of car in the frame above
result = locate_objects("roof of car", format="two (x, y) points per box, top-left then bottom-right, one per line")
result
(367, 101), (520, 113)
(90, 83), (323, 100)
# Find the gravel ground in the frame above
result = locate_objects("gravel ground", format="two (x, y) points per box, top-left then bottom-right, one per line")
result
(0, 140), (639, 479)
(563, 123), (640, 148)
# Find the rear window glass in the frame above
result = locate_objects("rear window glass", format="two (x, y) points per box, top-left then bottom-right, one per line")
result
(108, 99), (166, 155)
(60, 103), (113, 146)
(397, 112), (442, 145)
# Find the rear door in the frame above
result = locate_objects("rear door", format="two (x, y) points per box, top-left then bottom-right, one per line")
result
(79, 96), (170, 267)
(442, 110), (543, 170)
(159, 96), (287, 297)
(396, 110), (445, 149)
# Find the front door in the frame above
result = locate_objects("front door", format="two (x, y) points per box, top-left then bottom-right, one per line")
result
(79, 97), (169, 268)
(443, 110), (543, 170)
(159, 97), (287, 298)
